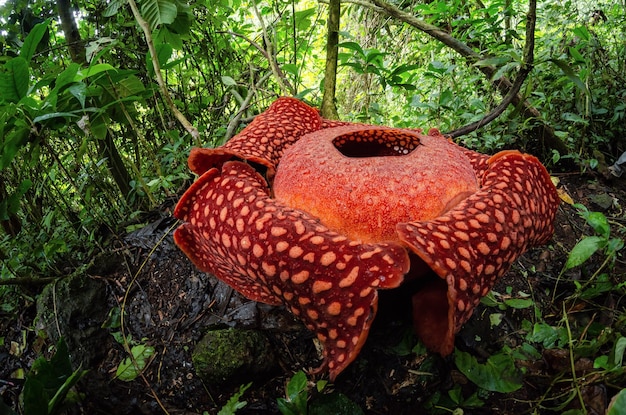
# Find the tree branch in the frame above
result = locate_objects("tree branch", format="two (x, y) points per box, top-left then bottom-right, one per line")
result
(251, 0), (295, 96)
(127, 0), (200, 143)
(224, 70), (273, 140)
(446, 0), (536, 137)
(365, 0), (568, 156)
(321, 0), (340, 119)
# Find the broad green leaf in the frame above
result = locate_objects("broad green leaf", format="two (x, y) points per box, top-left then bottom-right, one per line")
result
(89, 114), (109, 139)
(54, 63), (81, 92)
(0, 126), (29, 170)
(33, 112), (81, 124)
(20, 19), (50, 62)
(473, 56), (510, 67)
(141, 0), (177, 30)
(22, 338), (83, 415)
(156, 42), (173, 66)
(114, 75), (146, 97)
(612, 337), (626, 368)
(221, 76), (237, 86)
(339, 41), (365, 57)
(491, 61), (519, 82)
(503, 298), (534, 309)
(168, 3), (192, 36)
(455, 350), (522, 392)
(607, 237), (624, 254)
(585, 211), (610, 238)
(565, 236), (605, 269)
(527, 322), (568, 348)
(75, 63), (117, 80)
(104, 0), (127, 17)
(562, 112), (589, 125)
(572, 26), (590, 41)
(116, 344), (155, 381)
(550, 59), (588, 94)
(0, 58), (29, 103)
(569, 47), (586, 63)
(608, 389), (626, 415)
(156, 26), (183, 49)
(285, 371), (307, 401)
(68, 83), (88, 108)
(277, 371), (308, 415)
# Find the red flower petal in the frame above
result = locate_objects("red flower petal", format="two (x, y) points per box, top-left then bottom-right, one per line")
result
(174, 161), (409, 380)
(397, 150), (560, 355)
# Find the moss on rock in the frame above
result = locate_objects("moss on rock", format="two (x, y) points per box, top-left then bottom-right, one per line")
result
(192, 328), (277, 384)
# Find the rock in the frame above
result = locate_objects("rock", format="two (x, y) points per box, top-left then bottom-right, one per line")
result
(36, 273), (109, 368)
(192, 328), (277, 384)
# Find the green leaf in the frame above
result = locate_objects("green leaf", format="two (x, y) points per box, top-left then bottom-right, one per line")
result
(0, 58), (30, 103)
(550, 59), (588, 94)
(611, 337), (626, 368)
(20, 19), (50, 62)
(491, 61), (519, 82)
(54, 63), (81, 92)
(75, 63), (117, 80)
(608, 389), (626, 415)
(141, 0), (178, 30)
(503, 298), (534, 309)
(33, 112), (81, 124)
(217, 383), (251, 415)
(585, 211), (610, 238)
(104, 0), (127, 17)
(286, 371), (307, 401)
(0, 125), (30, 170)
(455, 350), (522, 393)
(339, 41), (365, 58)
(473, 56), (510, 67)
(565, 236), (605, 269)
(572, 26), (590, 41)
(527, 322), (568, 348)
(221, 76), (237, 86)
(116, 344), (155, 381)
(277, 371), (308, 415)
(22, 338), (85, 415)
(68, 83), (88, 108)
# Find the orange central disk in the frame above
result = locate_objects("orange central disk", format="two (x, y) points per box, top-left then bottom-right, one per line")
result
(273, 125), (479, 243)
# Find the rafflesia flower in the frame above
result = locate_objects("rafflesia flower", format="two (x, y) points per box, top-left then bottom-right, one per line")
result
(174, 97), (560, 380)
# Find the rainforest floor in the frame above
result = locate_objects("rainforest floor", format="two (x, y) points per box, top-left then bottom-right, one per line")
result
(1, 170), (625, 415)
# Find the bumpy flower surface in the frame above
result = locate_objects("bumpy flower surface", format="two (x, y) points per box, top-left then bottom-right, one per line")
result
(174, 97), (560, 380)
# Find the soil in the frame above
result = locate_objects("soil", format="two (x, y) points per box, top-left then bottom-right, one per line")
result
(1, 171), (625, 415)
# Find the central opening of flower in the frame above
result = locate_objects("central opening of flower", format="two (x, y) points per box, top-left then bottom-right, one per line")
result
(274, 126), (479, 244)
(332, 130), (420, 158)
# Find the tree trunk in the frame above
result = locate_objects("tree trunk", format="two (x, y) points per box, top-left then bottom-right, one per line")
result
(57, 0), (135, 200)
(321, 0), (340, 119)
(56, 0), (85, 64)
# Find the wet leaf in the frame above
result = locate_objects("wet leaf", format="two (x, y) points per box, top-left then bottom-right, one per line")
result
(608, 389), (626, 415)
(565, 236), (605, 269)
(454, 350), (522, 393)
(116, 344), (155, 381)
(503, 298), (534, 309)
